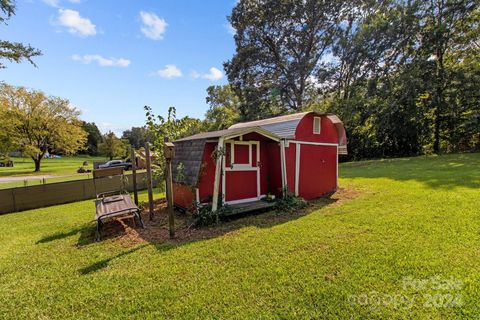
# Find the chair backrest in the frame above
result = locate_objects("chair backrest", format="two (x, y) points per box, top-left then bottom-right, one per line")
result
(93, 167), (124, 179)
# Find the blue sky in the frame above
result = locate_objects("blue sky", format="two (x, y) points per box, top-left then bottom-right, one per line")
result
(0, 0), (236, 135)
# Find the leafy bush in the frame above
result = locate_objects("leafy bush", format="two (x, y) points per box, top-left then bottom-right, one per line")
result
(275, 194), (307, 213)
(193, 204), (231, 227)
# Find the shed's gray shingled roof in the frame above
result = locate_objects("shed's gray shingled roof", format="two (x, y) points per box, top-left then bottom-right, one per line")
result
(228, 112), (331, 139)
(171, 139), (206, 186)
(174, 127), (247, 142)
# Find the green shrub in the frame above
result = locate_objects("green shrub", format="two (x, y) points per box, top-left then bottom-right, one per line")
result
(275, 194), (307, 213)
(193, 204), (231, 227)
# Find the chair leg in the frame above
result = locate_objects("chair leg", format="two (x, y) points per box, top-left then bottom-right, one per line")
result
(137, 211), (145, 229)
(132, 215), (137, 227)
(95, 220), (102, 241)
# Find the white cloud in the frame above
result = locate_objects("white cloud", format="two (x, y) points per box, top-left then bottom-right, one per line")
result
(202, 67), (223, 81)
(56, 9), (96, 37)
(72, 54), (131, 67)
(140, 11), (167, 40)
(155, 64), (182, 78)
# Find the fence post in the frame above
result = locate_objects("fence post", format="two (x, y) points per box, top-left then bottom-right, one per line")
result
(164, 137), (175, 239)
(131, 146), (139, 206)
(11, 188), (16, 212)
(145, 142), (154, 220)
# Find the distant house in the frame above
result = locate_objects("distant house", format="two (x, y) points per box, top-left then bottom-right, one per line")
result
(171, 111), (347, 212)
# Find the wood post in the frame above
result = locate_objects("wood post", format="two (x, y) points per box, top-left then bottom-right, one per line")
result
(130, 147), (138, 206)
(164, 137), (175, 239)
(211, 137), (224, 213)
(145, 142), (154, 220)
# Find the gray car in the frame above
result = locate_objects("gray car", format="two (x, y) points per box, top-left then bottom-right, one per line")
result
(98, 160), (132, 170)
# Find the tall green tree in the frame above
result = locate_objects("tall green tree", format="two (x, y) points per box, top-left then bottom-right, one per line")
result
(145, 106), (203, 178)
(121, 126), (151, 149)
(81, 122), (102, 156)
(226, 0), (479, 159)
(0, 84), (87, 171)
(0, 0), (41, 68)
(417, 0), (478, 153)
(204, 85), (240, 130)
(98, 132), (127, 160)
(225, 0), (345, 118)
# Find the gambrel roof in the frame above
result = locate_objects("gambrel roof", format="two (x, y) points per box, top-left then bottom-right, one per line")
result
(172, 111), (347, 186)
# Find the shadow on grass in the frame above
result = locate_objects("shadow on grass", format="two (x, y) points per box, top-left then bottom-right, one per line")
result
(36, 225), (90, 244)
(341, 153), (480, 189)
(78, 244), (148, 275)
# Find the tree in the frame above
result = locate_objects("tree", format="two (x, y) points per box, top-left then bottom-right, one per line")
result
(145, 106), (203, 178)
(0, 1), (41, 68)
(225, 0), (345, 117)
(81, 122), (102, 155)
(0, 104), (14, 157)
(226, 0), (479, 159)
(0, 84), (87, 171)
(204, 85), (240, 130)
(416, 0), (477, 153)
(98, 132), (127, 160)
(121, 126), (151, 149)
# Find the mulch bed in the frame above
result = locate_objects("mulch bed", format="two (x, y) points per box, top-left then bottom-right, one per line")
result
(99, 187), (361, 247)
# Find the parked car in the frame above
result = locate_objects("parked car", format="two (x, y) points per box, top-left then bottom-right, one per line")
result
(98, 160), (132, 170)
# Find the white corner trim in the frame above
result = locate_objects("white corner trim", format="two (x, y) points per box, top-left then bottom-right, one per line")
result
(295, 143), (300, 196)
(280, 140), (287, 196)
(336, 145), (339, 189)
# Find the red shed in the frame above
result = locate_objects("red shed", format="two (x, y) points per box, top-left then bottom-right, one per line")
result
(171, 111), (347, 212)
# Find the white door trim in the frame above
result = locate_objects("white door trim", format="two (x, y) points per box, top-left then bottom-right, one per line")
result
(224, 140), (261, 204)
(295, 143), (301, 196)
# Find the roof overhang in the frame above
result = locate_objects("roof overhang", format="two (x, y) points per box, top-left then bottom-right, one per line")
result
(221, 126), (281, 142)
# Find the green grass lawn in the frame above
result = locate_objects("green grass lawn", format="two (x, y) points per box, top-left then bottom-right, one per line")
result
(0, 156), (106, 177)
(0, 156), (107, 189)
(0, 153), (479, 319)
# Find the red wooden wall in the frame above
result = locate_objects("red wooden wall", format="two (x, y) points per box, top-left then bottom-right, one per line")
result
(295, 113), (339, 143)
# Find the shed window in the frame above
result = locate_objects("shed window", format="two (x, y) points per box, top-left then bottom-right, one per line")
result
(313, 117), (321, 134)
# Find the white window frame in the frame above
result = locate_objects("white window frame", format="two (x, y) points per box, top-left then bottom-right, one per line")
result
(222, 140), (262, 205)
(225, 140), (259, 170)
(313, 116), (321, 134)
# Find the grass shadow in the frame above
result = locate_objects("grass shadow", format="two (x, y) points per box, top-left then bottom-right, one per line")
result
(36, 224), (92, 244)
(78, 244), (148, 275)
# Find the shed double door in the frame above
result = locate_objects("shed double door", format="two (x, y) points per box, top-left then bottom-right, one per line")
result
(223, 140), (261, 204)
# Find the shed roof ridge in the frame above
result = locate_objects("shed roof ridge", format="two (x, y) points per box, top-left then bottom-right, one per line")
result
(228, 112), (309, 129)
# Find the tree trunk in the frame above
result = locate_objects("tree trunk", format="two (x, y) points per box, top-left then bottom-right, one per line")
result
(34, 158), (41, 172)
(433, 107), (441, 154)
